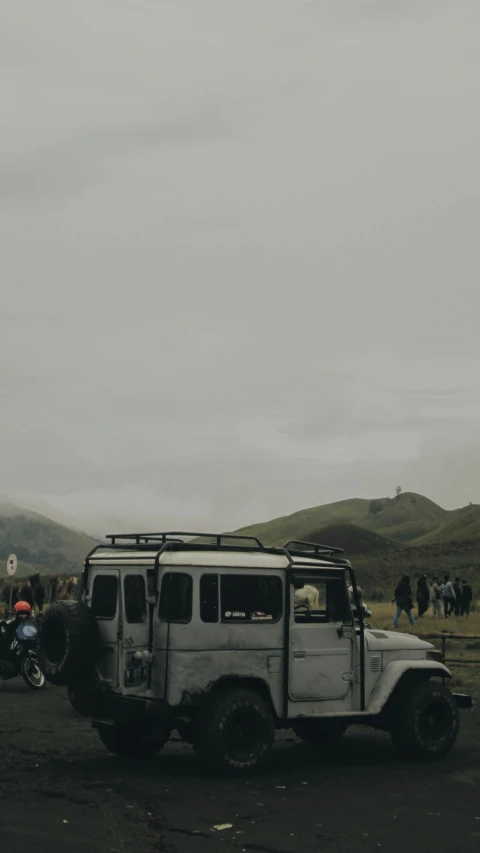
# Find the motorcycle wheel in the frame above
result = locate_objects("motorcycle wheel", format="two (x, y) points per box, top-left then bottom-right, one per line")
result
(22, 653), (46, 690)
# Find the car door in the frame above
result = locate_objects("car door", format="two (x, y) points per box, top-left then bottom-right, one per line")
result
(119, 569), (151, 694)
(152, 569), (193, 701)
(88, 569), (121, 687)
(289, 572), (354, 703)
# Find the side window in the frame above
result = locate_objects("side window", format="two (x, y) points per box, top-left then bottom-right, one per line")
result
(200, 574), (219, 623)
(159, 573), (192, 623)
(220, 575), (282, 622)
(91, 575), (117, 620)
(294, 579), (351, 624)
(124, 575), (147, 623)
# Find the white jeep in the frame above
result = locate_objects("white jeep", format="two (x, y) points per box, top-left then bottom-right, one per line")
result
(37, 533), (471, 775)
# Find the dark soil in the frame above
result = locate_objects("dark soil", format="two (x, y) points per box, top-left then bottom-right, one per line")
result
(1, 681), (479, 853)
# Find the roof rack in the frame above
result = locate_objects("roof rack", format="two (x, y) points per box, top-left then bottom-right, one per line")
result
(105, 531), (265, 548)
(283, 539), (345, 557)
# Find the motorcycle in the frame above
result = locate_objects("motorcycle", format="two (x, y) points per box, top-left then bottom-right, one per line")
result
(0, 620), (45, 689)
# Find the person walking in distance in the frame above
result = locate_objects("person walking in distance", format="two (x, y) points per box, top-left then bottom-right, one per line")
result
(33, 574), (46, 616)
(461, 580), (473, 617)
(19, 580), (34, 611)
(416, 575), (430, 617)
(392, 575), (416, 628)
(442, 574), (456, 618)
(50, 575), (60, 605)
(453, 577), (462, 617)
(431, 577), (444, 618)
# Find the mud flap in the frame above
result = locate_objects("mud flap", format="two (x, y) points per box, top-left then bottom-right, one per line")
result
(453, 693), (473, 709)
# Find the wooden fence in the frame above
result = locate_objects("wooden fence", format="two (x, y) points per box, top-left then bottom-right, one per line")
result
(423, 633), (480, 668)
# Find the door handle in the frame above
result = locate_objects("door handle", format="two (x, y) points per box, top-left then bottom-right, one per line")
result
(293, 650), (306, 659)
(124, 637), (134, 646)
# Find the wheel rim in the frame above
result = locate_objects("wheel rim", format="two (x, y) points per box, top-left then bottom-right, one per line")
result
(417, 700), (451, 745)
(224, 709), (267, 762)
(24, 656), (45, 687)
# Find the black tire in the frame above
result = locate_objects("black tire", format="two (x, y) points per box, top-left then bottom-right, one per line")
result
(97, 722), (166, 759)
(390, 680), (459, 760)
(37, 601), (99, 686)
(194, 688), (275, 776)
(293, 718), (347, 746)
(21, 653), (45, 690)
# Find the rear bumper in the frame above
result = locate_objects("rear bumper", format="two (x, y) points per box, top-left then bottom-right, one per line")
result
(91, 686), (168, 726)
(453, 693), (473, 709)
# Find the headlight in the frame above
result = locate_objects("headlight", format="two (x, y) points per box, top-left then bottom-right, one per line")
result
(427, 649), (444, 663)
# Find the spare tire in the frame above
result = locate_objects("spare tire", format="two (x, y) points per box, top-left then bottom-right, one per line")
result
(37, 601), (100, 686)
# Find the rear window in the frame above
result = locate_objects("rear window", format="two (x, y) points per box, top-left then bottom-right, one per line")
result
(220, 575), (282, 622)
(124, 575), (147, 623)
(159, 573), (192, 623)
(91, 575), (117, 620)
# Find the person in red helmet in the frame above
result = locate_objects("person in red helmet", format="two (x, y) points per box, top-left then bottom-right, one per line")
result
(14, 601), (32, 618)
(0, 600), (32, 652)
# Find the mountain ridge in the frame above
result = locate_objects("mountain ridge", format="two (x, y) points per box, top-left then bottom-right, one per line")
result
(0, 501), (100, 578)
(2, 493), (479, 595)
(233, 491), (451, 546)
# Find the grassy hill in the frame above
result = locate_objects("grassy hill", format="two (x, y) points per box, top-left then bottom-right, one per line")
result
(234, 492), (449, 546)
(233, 492), (480, 600)
(302, 522), (400, 556)
(412, 506), (480, 546)
(0, 503), (100, 578)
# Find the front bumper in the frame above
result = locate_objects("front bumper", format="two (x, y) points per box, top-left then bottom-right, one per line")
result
(453, 693), (474, 709)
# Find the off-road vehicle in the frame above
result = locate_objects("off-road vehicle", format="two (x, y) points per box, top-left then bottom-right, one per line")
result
(37, 532), (471, 775)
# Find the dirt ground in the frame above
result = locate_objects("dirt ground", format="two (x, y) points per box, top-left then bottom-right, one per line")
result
(0, 682), (479, 853)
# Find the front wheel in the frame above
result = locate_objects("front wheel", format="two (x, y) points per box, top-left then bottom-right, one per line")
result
(194, 688), (275, 776)
(97, 722), (166, 759)
(390, 680), (459, 760)
(22, 653), (45, 690)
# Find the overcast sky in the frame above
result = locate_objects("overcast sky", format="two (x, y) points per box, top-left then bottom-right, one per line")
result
(2, 0), (480, 537)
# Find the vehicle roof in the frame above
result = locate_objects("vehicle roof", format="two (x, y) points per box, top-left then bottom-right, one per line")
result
(87, 549), (347, 570)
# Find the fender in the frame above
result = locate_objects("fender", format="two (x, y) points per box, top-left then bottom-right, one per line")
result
(367, 660), (452, 715)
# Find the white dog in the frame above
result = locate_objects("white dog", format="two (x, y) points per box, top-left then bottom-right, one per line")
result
(294, 584), (320, 611)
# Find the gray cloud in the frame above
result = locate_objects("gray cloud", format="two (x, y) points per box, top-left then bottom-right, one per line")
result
(2, 0), (480, 537)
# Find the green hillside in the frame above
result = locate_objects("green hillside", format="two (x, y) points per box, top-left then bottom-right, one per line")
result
(0, 503), (100, 577)
(302, 523), (400, 556)
(412, 506), (480, 546)
(234, 492), (449, 546)
(233, 492), (480, 600)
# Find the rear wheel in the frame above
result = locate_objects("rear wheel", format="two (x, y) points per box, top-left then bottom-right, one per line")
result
(293, 718), (347, 746)
(194, 688), (275, 776)
(97, 721), (166, 759)
(390, 680), (459, 760)
(21, 653), (45, 690)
